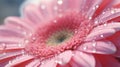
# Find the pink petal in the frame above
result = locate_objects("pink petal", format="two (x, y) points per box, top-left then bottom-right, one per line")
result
(26, 59), (40, 67)
(5, 17), (33, 32)
(85, 28), (115, 41)
(40, 59), (57, 67)
(72, 51), (95, 67)
(95, 8), (120, 24)
(92, 22), (120, 32)
(78, 41), (116, 54)
(55, 50), (73, 65)
(0, 26), (24, 38)
(86, 0), (102, 18)
(0, 51), (22, 61)
(5, 55), (34, 67)
(23, 4), (45, 24)
(93, 0), (113, 18)
(0, 43), (24, 50)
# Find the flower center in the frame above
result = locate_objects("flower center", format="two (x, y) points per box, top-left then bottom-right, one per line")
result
(46, 30), (73, 46)
(25, 11), (94, 60)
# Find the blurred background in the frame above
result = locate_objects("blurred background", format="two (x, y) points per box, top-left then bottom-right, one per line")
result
(0, 0), (24, 24)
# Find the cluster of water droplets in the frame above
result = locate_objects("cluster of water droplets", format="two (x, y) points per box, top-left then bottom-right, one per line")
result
(82, 40), (98, 53)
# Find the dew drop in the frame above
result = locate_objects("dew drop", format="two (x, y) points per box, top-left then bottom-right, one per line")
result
(100, 35), (104, 38)
(111, 10), (115, 14)
(92, 42), (97, 47)
(95, 5), (99, 8)
(94, 20), (99, 24)
(8, 61), (12, 65)
(21, 50), (25, 55)
(83, 46), (87, 50)
(24, 39), (29, 44)
(55, 58), (63, 65)
(92, 48), (96, 53)
(74, 30), (78, 34)
(104, 23), (107, 26)
(0, 43), (6, 50)
(102, 12), (105, 14)
(32, 37), (36, 41)
(18, 43), (22, 47)
(88, 16), (92, 20)
(57, 0), (63, 5)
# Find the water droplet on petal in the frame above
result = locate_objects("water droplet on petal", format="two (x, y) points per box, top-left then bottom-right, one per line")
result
(102, 11), (105, 14)
(57, 0), (63, 5)
(21, 50), (25, 55)
(104, 23), (107, 26)
(92, 42), (97, 47)
(88, 16), (92, 20)
(18, 43), (22, 47)
(74, 30), (78, 33)
(83, 46), (87, 50)
(8, 61), (12, 65)
(100, 35), (104, 38)
(111, 10), (115, 14)
(95, 5), (99, 8)
(92, 48), (96, 53)
(24, 39), (29, 44)
(94, 20), (99, 24)
(0, 43), (6, 50)
(55, 58), (63, 65)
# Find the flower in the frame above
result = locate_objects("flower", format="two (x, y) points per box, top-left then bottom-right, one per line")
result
(0, 0), (120, 67)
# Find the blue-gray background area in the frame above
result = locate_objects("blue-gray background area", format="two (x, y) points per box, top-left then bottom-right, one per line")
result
(0, 0), (24, 24)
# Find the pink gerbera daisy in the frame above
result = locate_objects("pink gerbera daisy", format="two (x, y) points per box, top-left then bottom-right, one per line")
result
(0, 0), (120, 67)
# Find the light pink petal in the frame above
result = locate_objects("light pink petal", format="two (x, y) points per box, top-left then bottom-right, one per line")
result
(0, 43), (24, 50)
(86, 0), (102, 19)
(26, 59), (40, 67)
(23, 4), (45, 24)
(0, 26), (24, 38)
(92, 22), (120, 32)
(85, 28), (115, 41)
(95, 8), (120, 24)
(5, 17), (33, 32)
(0, 36), (23, 43)
(72, 51), (95, 67)
(5, 55), (34, 67)
(40, 59), (57, 67)
(78, 41), (116, 54)
(55, 50), (73, 65)
(0, 51), (22, 60)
